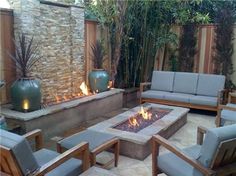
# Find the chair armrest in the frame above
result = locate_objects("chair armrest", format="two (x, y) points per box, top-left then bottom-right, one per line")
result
(197, 126), (208, 145)
(228, 92), (236, 103)
(23, 129), (43, 150)
(34, 142), (90, 176)
(218, 104), (236, 111)
(140, 82), (151, 93)
(152, 135), (215, 176)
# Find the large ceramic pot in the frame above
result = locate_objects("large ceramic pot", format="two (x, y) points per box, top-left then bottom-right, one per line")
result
(89, 69), (109, 93)
(11, 78), (41, 112)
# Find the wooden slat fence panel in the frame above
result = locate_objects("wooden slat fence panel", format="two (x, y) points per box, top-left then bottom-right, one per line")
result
(0, 8), (15, 105)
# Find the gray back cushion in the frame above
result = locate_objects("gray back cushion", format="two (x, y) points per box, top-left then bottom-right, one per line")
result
(151, 71), (175, 92)
(196, 74), (225, 97)
(0, 129), (39, 175)
(193, 124), (236, 176)
(173, 72), (199, 94)
(198, 124), (236, 166)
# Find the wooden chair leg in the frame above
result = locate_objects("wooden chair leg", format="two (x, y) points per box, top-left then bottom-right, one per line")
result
(114, 139), (120, 167)
(216, 108), (222, 127)
(152, 137), (160, 176)
(90, 153), (96, 167)
(57, 143), (63, 153)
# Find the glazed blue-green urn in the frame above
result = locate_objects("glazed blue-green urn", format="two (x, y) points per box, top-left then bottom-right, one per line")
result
(11, 78), (41, 112)
(89, 69), (109, 93)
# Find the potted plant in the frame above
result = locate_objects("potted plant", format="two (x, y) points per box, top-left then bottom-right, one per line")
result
(9, 34), (42, 112)
(89, 40), (109, 93)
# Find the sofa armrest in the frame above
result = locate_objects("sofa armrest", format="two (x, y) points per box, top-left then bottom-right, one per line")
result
(217, 89), (227, 105)
(140, 82), (151, 93)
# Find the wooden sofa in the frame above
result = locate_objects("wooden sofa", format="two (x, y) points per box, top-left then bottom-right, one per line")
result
(140, 71), (226, 111)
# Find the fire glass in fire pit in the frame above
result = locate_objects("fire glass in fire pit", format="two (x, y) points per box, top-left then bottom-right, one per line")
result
(113, 107), (172, 133)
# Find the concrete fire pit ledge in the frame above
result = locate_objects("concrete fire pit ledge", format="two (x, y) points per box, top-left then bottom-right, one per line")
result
(89, 103), (189, 160)
(1, 89), (123, 139)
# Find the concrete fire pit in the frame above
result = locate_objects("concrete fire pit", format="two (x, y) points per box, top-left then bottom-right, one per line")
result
(89, 103), (189, 160)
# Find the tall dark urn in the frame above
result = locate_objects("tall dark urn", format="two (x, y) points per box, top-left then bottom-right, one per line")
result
(11, 78), (41, 112)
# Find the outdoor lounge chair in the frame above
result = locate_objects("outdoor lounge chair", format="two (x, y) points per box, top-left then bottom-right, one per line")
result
(57, 129), (120, 169)
(0, 129), (89, 176)
(152, 124), (236, 176)
(216, 92), (236, 127)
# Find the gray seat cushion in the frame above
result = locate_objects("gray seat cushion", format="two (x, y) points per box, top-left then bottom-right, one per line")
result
(0, 129), (39, 175)
(164, 92), (193, 103)
(197, 124), (236, 168)
(221, 103), (236, 121)
(58, 130), (115, 151)
(151, 71), (175, 92)
(141, 90), (166, 99)
(34, 149), (82, 176)
(158, 145), (201, 176)
(196, 74), (225, 97)
(173, 72), (198, 94)
(189, 96), (217, 106)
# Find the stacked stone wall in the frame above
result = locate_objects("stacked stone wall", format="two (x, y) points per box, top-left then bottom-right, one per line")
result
(9, 0), (85, 104)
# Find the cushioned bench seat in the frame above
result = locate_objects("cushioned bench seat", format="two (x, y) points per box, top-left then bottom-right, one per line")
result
(140, 71), (225, 111)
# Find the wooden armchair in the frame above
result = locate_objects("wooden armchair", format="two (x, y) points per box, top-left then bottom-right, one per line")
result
(0, 129), (89, 176)
(216, 92), (236, 127)
(152, 125), (236, 176)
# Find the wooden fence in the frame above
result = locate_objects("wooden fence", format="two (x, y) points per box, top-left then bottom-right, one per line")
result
(0, 8), (15, 104)
(156, 25), (218, 74)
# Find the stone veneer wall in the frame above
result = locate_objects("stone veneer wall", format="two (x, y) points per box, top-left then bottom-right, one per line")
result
(9, 0), (85, 104)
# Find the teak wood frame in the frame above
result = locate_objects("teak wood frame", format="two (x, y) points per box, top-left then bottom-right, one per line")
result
(57, 137), (120, 169)
(152, 126), (236, 176)
(216, 92), (236, 127)
(0, 129), (90, 176)
(140, 82), (225, 112)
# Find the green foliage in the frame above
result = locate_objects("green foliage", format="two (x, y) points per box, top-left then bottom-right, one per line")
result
(116, 0), (210, 88)
(91, 40), (104, 69)
(213, 1), (236, 88)
(86, 0), (117, 27)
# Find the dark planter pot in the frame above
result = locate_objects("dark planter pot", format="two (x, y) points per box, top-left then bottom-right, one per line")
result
(89, 69), (109, 93)
(11, 78), (41, 112)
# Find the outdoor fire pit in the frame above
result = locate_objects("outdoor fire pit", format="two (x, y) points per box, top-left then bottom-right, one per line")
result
(89, 103), (189, 160)
(114, 107), (171, 133)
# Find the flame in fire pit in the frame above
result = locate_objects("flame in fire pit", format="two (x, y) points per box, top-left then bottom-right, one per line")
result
(80, 82), (89, 95)
(139, 106), (152, 120)
(129, 117), (139, 127)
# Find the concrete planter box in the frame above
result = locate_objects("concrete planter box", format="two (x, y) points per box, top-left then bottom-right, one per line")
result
(2, 89), (123, 140)
(123, 87), (139, 107)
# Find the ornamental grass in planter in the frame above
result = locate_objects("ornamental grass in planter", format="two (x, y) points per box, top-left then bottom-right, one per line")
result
(9, 34), (42, 112)
(89, 40), (109, 93)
